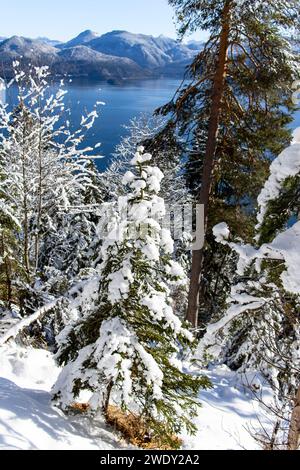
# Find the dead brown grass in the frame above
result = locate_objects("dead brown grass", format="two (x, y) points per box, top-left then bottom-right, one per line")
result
(70, 402), (90, 412)
(106, 405), (182, 450)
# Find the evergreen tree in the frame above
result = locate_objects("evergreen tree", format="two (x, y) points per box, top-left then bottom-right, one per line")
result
(100, 115), (193, 318)
(198, 132), (300, 434)
(153, 0), (299, 327)
(0, 211), (22, 312)
(0, 64), (103, 327)
(100, 114), (190, 208)
(53, 147), (210, 447)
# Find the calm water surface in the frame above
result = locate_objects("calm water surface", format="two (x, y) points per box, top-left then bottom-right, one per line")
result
(5, 78), (300, 170)
(6, 78), (180, 170)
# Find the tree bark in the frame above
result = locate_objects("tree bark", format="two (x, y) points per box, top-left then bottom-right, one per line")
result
(186, 0), (231, 328)
(103, 380), (113, 420)
(1, 233), (12, 308)
(21, 109), (31, 279)
(34, 116), (43, 273)
(288, 386), (300, 450)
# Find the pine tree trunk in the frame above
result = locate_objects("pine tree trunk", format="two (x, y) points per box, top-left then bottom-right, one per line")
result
(288, 386), (300, 450)
(34, 122), (43, 273)
(5, 251), (12, 309)
(103, 380), (113, 420)
(1, 233), (12, 308)
(186, 0), (231, 328)
(21, 115), (31, 279)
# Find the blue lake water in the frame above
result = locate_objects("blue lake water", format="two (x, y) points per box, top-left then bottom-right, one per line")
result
(4, 78), (300, 171)
(6, 78), (180, 170)
(62, 79), (182, 168)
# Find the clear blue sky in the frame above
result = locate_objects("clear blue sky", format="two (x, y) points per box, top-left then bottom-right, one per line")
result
(0, 0), (207, 41)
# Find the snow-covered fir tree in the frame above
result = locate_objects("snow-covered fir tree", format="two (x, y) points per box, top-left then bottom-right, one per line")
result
(100, 114), (190, 207)
(0, 64), (104, 338)
(197, 129), (300, 446)
(99, 114), (193, 319)
(53, 147), (210, 447)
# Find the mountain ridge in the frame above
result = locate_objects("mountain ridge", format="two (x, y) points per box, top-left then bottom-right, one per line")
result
(0, 30), (204, 81)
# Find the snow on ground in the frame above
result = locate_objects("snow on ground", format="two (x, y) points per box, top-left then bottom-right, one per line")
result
(0, 344), (270, 450)
(0, 345), (126, 450)
(181, 364), (273, 450)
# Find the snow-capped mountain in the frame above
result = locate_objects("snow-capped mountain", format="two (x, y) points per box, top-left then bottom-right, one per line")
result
(0, 30), (203, 80)
(59, 30), (99, 49)
(55, 45), (147, 79)
(187, 40), (205, 51)
(0, 36), (58, 58)
(0, 36), (58, 68)
(86, 30), (199, 69)
(87, 31), (172, 68)
(36, 37), (62, 47)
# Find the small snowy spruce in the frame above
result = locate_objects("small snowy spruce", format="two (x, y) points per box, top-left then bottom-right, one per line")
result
(53, 147), (210, 446)
(99, 115), (192, 319)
